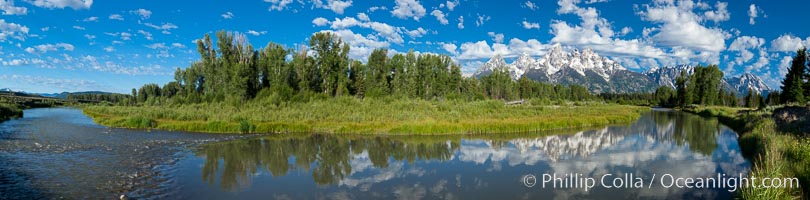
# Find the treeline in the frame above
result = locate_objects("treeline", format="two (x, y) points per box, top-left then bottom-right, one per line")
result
(599, 93), (655, 106)
(127, 31), (596, 106)
(591, 49), (810, 109)
(67, 93), (131, 103)
(588, 64), (770, 109)
(123, 30), (804, 108)
(641, 64), (758, 108)
(599, 65), (751, 108)
(671, 65), (745, 107)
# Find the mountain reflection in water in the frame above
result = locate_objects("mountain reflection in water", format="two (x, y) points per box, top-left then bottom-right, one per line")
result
(185, 110), (749, 199)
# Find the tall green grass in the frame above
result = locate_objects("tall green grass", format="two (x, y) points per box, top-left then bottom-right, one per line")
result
(0, 102), (22, 122)
(739, 119), (810, 199)
(687, 106), (809, 199)
(83, 97), (647, 134)
(683, 106), (766, 133)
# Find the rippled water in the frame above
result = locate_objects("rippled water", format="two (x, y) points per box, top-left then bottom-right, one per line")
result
(0, 108), (750, 199)
(0, 108), (246, 199)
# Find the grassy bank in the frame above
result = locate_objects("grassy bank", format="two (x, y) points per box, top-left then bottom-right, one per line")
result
(83, 97), (647, 135)
(684, 106), (809, 199)
(682, 106), (765, 133)
(0, 102), (23, 122)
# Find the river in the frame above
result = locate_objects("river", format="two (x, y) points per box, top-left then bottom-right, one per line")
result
(0, 107), (749, 199)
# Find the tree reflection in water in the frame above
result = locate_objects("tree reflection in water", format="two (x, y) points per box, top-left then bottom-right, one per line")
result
(195, 110), (725, 192)
(196, 134), (460, 191)
(650, 110), (720, 156)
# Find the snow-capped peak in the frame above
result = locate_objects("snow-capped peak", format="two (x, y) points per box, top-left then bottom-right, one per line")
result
(536, 45), (624, 81)
(513, 52), (537, 72)
(643, 65), (772, 96)
(475, 44), (630, 82)
(474, 54), (525, 80)
(730, 72), (771, 95)
(642, 64), (694, 89)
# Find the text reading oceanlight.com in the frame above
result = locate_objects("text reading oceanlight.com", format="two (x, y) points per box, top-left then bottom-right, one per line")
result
(522, 173), (799, 192)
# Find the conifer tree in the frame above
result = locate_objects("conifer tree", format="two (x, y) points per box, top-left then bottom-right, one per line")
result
(781, 47), (806, 103)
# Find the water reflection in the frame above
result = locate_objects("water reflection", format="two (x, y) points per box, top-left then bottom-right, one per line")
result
(0, 108), (239, 199)
(190, 110), (749, 199)
(196, 134), (460, 190)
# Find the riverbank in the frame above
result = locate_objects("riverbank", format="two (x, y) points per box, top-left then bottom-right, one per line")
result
(684, 106), (810, 199)
(83, 97), (648, 135)
(0, 102), (23, 122)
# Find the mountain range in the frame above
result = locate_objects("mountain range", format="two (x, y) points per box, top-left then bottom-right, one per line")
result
(474, 44), (771, 95)
(0, 90), (117, 99)
(643, 65), (772, 96)
(35, 91), (116, 99)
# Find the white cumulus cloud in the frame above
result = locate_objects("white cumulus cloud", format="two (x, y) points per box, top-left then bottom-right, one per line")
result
(549, 0), (666, 61)
(1, 0), (27, 15)
(475, 14), (490, 26)
(488, 32), (504, 44)
(312, 0), (352, 14)
(27, 0), (91, 9)
(638, 0), (727, 52)
(221, 11), (234, 19)
(457, 38), (548, 61)
(391, 0), (426, 21)
(312, 17), (329, 26)
(143, 22), (178, 34)
(727, 36), (767, 70)
(24, 43), (74, 54)
(440, 42), (457, 55)
(523, 1), (538, 11)
(320, 16), (407, 44)
(446, 0), (459, 11)
(405, 27), (426, 38)
(108, 14), (123, 20)
(318, 29), (390, 61)
(82, 16), (98, 22)
(522, 20), (539, 29)
(729, 36), (765, 51)
(0, 19), (29, 42)
(748, 4), (757, 25)
(431, 10), (448, 25)
(702, 1), (729, 23)
(357, 13), (369, 21)
(769, 34), (805, 52)
(265, 0), (293, 11)
(246, 30), (267, 36)
(130, 8), (151, 19)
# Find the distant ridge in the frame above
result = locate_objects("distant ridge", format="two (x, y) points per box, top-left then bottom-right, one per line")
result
(472, 44), (774, 95)
(474, 43), (655, 93)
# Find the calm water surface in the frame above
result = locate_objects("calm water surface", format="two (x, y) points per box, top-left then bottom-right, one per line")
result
(0, 108), (750, 199)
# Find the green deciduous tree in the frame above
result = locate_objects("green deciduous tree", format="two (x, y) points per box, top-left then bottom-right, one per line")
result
(348, 60), (365, 97)
(126, 31), (639, 107)
(309, 32), (350, 97)
(675, 69), (691, 107)
(654, 86), (675, 107)
(366, 48), (389, 97)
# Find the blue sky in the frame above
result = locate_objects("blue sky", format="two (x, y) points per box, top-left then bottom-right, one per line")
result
(0, 0), (808, 93)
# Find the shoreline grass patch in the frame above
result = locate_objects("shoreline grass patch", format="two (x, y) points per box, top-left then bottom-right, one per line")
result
(0, 102), (23, 122)
(686, 106), (810, 200)
(83, 98), (647, 135)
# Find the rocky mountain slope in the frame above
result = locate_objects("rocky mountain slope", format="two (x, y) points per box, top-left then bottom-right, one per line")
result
(473, 44), (773, 95)
(474, 44), (655, 93)
(642, 65), (771, 96)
